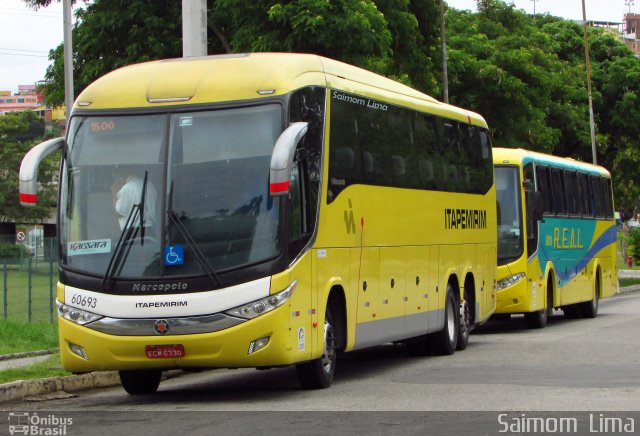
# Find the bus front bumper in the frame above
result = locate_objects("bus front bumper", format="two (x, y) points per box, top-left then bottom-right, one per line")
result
(495, 277), (534, 314)
(58, 306), (313, 373)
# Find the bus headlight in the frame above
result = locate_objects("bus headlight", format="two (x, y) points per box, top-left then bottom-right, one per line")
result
(496, 273), (526, 291)
(57, 300), (103, 325)
(225, 280), (297, 319)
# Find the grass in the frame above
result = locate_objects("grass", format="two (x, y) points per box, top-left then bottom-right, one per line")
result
(0, 320), (59, 355)
(0, 354), (70, 384)
(0, 320), (69, 385)
(1, 263), (58, 322)
(619, 277), (640, 287)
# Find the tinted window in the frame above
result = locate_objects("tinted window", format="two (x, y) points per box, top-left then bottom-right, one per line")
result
(592, 176), (606, 218)
(603, 178), (613, 218)
(564, 171), (579, 215)
(550, 169), (565, 215)
(327, 90), (492, 202)
(577, 172), (591, 216)
(535, 165), (552, 213)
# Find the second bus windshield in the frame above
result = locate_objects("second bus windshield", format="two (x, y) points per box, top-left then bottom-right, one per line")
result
(496, 166), (524, 264)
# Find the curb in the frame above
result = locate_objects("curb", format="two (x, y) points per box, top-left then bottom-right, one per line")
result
(619, 285), (640, 293)
(0, 370), (184, 404)
(0, 371), (120, 404)
(0, 349), (56, 362)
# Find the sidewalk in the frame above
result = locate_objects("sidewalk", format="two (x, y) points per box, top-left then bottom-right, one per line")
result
(618, 268), (640, 278)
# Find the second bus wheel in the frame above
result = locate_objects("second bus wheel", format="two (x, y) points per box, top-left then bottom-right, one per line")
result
(581, 279), (600, 318)
(296, 307), (337, 389)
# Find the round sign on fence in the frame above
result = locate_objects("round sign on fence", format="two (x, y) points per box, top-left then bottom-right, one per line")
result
(16, 231), (25, 242)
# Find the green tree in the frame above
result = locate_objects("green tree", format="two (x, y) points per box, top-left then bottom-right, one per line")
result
(0, 111), (59, 223)
(446, 1), (640, 210)
(30, 0), (441, 106)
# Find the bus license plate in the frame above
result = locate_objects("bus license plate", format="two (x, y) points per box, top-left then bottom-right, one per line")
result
(145, 344), (185, 359)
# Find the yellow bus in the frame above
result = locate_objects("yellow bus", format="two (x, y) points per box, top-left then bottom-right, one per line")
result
(494, 147), (617, 328)
(20, 53), (496, 394)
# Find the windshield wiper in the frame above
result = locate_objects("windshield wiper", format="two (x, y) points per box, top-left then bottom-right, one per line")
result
(139, 171), (148, 244)
(101, 202), (140, 290)
(100, 171), (148, 290)
(167, 181), (222, 287)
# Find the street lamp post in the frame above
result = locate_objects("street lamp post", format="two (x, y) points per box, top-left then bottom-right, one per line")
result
(440, 0), (449, 103)
(62, 0), (74, 122)
(531, 0), (539, 16)
(625, 0), (635, 14)
(581, 0), (598, 164)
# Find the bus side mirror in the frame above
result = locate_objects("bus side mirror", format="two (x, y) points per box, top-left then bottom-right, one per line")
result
(527, 191), (544, 222)
(269, 122), (308, 196)
(19, 137), (64, 207)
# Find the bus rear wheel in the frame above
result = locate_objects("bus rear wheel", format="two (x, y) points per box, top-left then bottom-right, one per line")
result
(296, 307), (337, 389)
(119, 369), (162, 395)
(581, 279), (600, 318)
(428, 285), (458, 355)
(456, 298), (471, 351)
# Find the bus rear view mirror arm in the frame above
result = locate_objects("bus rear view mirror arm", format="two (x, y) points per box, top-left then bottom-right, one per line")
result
(269, 122), (308, 196)
(19, 137), (64, 207)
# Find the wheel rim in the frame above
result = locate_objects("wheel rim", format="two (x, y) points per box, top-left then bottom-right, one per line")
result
(446, 299), (455, 341)
(321, 318), (336, 374)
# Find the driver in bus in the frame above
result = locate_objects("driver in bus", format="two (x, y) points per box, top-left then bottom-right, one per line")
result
(111, 168), (158, 232)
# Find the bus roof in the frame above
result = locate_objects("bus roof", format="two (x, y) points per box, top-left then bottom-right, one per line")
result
(493, 147), (610, 177)
(73, 52), (487, 126)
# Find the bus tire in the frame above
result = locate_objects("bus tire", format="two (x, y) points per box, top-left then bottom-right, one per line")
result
(456, 298), (471, 351)
(526, 280), (554, 328)
(562, 304), (582, 319)
(119, 369), (162, 395)
(296, 306), (337, 389)
(581, 278), (600, 318)
(428, 285), (458, 355)
(524, 308), (547, 329)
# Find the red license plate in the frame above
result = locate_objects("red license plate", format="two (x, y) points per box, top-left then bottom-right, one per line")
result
(145, 344), (185, 359)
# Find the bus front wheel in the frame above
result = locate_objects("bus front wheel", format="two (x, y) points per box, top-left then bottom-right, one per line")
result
(119, 369), (162, 395)
(296, 307), (337, 389)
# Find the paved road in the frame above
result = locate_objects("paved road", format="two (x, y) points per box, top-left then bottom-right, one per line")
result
(2, 291), (640, 434)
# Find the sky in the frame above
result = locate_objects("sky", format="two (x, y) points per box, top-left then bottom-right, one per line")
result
(0, 0), (638, 94)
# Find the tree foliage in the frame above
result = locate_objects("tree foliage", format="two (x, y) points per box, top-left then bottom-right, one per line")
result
(24, 0), (640, 210)
(0, 111), (59, 223)
(446, 1), (640, 210)
(35, 0), (442, 106)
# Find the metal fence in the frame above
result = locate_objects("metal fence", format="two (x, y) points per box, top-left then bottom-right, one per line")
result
(1, 238), (58, 323)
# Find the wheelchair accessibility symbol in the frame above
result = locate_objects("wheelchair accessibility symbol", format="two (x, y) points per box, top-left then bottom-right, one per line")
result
(164, 245), (184, 266)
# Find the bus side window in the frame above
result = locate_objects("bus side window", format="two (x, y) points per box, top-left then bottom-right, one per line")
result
(591, 176), (606, 218)
(550, 168), (566, 215)
(579, 172), (592, 216)
(564, 171), (578, 215)
(603, 177), (614, 218)
(535, 165), (552, 214)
